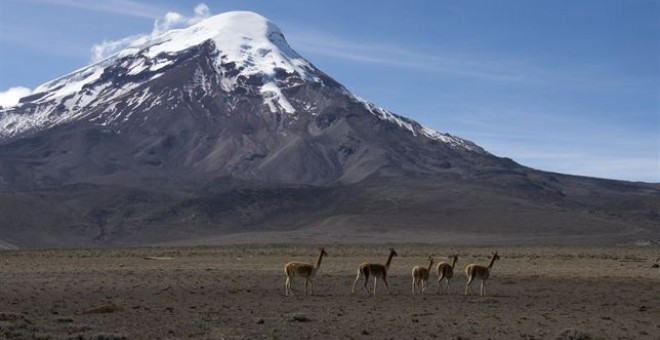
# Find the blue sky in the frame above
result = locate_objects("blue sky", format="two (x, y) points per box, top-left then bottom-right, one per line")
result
(1, 0), (658, 182)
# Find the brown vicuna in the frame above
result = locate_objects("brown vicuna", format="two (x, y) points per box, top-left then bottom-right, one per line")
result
(465, 250), (500, 296)
(284, 247), (328, 296)
(351, 248), (398, 295)
(411, 256), (434, 295)
(436, 254), (458, 294)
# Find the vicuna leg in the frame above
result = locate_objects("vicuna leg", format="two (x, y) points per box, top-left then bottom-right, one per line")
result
(308, 278), (313, 296)
(383, 275), (390, 294)
(437, 276), (443, 294)
(465, 276), (474, 295)
(373, 277), (378, 295)
(351, 270), (361, 294)
(289, 277), (296, 296)
(412, 277), (417, 295)
(362, 273), (370, 294)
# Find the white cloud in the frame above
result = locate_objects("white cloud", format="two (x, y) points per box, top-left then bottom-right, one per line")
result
(194, 3), (210, 17)
(90, 34), (151, 63)
(0, 87), (32, 108)
(90, 3), (211, 62)
(153, 4), (210, 34)
(153, 12), (186, 35)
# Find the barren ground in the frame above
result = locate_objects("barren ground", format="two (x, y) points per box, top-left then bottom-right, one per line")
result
(1, 245), (658, 339)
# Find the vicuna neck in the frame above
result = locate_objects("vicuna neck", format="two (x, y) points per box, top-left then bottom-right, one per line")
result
(487, 255), (497, 269)
(316, 250), (325, 268)
(385, 251), (395, 268)
(450, 257), (457, 269)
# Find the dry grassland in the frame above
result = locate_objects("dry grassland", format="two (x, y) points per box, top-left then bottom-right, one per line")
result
(0, 245), (658, 339)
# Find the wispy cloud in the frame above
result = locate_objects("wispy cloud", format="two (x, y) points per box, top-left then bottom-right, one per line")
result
(23, 0), (165, 19)
(1, 0), (171, 59)
(90, 34), (149, 63)
(1, 3), (211, 107)
(0, 25), (91, 58)
(0, 0), (210, 62)
(287, 30), (651, 92)
(90, 3), (211, 62)
(288, 30), (529, 82)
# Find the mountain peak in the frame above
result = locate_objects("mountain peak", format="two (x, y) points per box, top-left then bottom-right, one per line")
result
(111, 10), (310, 78)
(14, 11), (312, 105)
(0, 11), (321, 138)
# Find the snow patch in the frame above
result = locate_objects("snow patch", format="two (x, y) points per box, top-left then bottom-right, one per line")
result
(32, 66), (105, 103)
(260, 82), (295, 113)
(127, 59), (149, 75)
(149, 58), (174, 72)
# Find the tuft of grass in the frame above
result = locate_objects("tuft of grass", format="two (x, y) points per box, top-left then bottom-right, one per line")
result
(0, 312), (25, 322)
(288, 313), (311, 322)
(556, 328), (591, 340)
(55, 316), (74, 323)
(63, 323), (92, 333)
(80, 303), (123, 314)
(94, 332), (128, 340)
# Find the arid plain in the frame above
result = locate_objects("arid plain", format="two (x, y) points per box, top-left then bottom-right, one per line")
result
(1, 245), (658, 339)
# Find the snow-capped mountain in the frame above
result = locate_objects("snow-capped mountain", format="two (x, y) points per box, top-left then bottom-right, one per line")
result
(0, 11), (500, 187)
(0, 11), (477, 149)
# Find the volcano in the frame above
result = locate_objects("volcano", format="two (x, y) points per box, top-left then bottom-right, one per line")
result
(0, 12), (657, 249)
